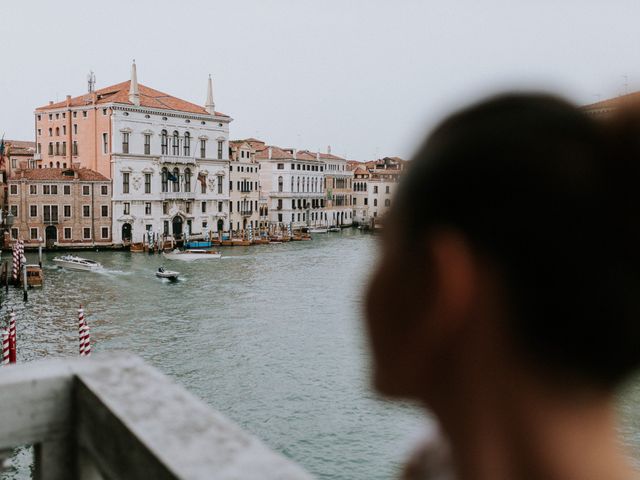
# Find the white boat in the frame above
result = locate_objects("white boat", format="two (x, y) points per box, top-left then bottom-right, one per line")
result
(53, 255), (103, 271)
(328, 227), (341, 232)
(308, 227), (328, 234)
(155, 267), (180, 281)
(162, 249), (222, 261)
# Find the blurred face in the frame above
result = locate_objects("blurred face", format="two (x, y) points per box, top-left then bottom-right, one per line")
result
(365, 225), (434, 398)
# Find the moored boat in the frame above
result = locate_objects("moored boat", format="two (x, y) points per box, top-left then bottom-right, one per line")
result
(309, 227), (328, 234)
(155, 267), (180, 281)
(53, 255), (103, 271)
(328, 227), (341, 232)
(163, 249), (222, 261)
(22, 265), (44, 287)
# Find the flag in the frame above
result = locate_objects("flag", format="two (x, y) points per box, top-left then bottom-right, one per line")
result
(167, 171), (178, 182)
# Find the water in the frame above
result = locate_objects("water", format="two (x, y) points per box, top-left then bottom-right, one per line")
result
(2, 229), (639, 479)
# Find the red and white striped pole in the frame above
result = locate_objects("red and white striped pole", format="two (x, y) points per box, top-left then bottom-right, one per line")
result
(11, 243), (18, 283)
(83, 323), (91, 357)
(8, 309), (16, 364)
(1, 330), (9, 365)
(78, 305), (85, 356)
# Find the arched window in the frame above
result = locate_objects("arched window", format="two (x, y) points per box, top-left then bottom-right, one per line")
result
(161, 167), (168, 192)
(55, 127), (60, 136)
(56, 161), (60, 168)
(184, 168), (191, 192)
(184, 132), (191, 156)
(278, 176), (283, 193)
(291, 177), (294, 192)
(297, 177), (300, 192)
(172, 131), (179, 155)
(306, 177), (310, 192)
(161, 130), (168, 155)
(172, 167), (180, 192)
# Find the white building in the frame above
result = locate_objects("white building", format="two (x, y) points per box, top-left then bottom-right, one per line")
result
(108, 67), (232, 244)
(256, 146), (326, 228)
(317, 150), (353, 227)
(228, 139), (262, 234)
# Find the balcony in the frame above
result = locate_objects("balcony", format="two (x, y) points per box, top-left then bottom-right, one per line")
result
(160, 191), (196, 200)
(160, 155), (197, 165)
(0, 354), (311, 479)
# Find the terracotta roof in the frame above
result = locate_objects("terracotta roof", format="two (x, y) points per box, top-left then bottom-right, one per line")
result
(295, 150), (318, 161)
(9, 168), (109, 182)
(36, 81), (229, 117)
(3, 140), (35, 155)
(255, 146), (295, 160)
(352, 167), (369, 175)
(582, 91), (640, 112)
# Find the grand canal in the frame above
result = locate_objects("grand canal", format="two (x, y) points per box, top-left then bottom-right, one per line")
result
(3, 229), (640, 479)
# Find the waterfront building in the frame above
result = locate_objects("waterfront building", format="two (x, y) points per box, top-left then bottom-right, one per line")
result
(34, 64), (233, 245)
(228, 140), (261, 234)
(7, 165), (111, 248)
(0, 140), (36, 179)
(313, 148), (353, 227)
(349, 157), (407, 226)
(256, 146), (326, 228)
(582, 91), (640, 118)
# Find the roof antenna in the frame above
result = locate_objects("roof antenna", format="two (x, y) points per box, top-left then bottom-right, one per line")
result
(622, 74), (629, 95)
(87, 70), (96, 93)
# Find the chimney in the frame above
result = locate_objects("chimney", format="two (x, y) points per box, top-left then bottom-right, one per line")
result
(268, 147), (272, 160)
(66, 95), (71, 107)
(327, 145), (331, 155)
(128, 60), (140, 106)
(49, 101), (53, 105)
(205, 75), (215, 115)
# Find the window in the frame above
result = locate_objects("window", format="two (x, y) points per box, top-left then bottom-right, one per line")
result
(144, 133), (151, 155)
(102, 133), (108, 154)
(55, 142), (60, 155)
(229, 202), (233, 213)
(101, 205), (108, 217)
(186, 202), (191, 214)
(43, 205), (58, 222)
(161, 168), (168, 192)
(64, 227), (72, 239)
(73, 124), (78, 134)
(145, 202), (151, 215)
(123, 202), (130, 215)
(172, 131), (179, 155)
(48, 128), (52, 137)
(145, 173), (151, 193)
(201, 201), (206, 213)
(30, 228), (38, 240)
(373, 186), (378, 194)
(385, 186), (390, 194)
(101, 185), (108, 195)
(30, 205), (37, 217)
(122, 132), (129, 154)
(184, 168), (191, 192)
(82, 111), (87, 118)
(384, 199), (391, 207)
(229, 180), (232, 192)
(48, 143), (53, 155)
(72, 141), (78, 155)
(83, 228), (91, 240)
(29, 185), (37, 195)
(217, 141), (223, 159)
(73, 112), (77, 119)
(10, 228), (18, 240)
(277, 199), (283, 210)
(82, 185), (90, 196)
(63, 125), (66, 135)
(218, 202), (222, 213)
(122, 172), (130, 194)
(184, 132), (191, 156)
(101, 227), (109, 239)
(37, 129), (41, 136)
(217, 179), (222, 195)
(64, 205), (71, 217)
(11, 159), (16, 169)
(374, 199), (378, 207)
(37, 114), (41, 121)
(48, 114), (52, 120)
(172, 168), (180, 192)
(9, 185), (17, 195)
(163, 202), (168, 215)
(200, 176), (206, 194)
(278, 176), (283, 192)
(277, 163), (284, 170)
(364, 198), (368, 206)
(161, 130), (168, 155)
(83, 205), (90, 217)
(56, 127), (60, 136)
(200, 139), (206, 158)
(37, 143), (41, 154)
(102, 108), (107, 115)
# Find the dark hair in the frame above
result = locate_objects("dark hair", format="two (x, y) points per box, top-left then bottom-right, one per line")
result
(393, 93), (640, 388)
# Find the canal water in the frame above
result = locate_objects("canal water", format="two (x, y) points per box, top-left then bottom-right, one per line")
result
(2, 229), (640, 479)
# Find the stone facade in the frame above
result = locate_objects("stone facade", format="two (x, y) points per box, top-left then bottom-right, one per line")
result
(229, 140), (261, 234)
(7, 167), (111, 247)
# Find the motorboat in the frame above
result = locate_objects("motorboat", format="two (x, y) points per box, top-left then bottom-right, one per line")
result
(155, 267), (180, 281)
(328, 227), (341, 232)
(21, 265), (44, 287)
(163, 249), (222, 261)
(308, 227), (329, 234)
(53, 255), (103, 271)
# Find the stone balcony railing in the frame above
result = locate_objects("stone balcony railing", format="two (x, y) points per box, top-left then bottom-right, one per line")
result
(0, 353), (311, 480)
(160, 191), (196, 201)
(160, 155), (198, 165)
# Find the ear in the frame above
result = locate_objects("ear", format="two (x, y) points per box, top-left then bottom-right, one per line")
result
(419, 231), (478, 353)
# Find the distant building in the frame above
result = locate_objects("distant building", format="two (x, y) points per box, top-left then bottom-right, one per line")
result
(7, 165), (111, 248)
(34, 64), (233, 244)
(349, 157), (407, 226)
(256, 146), (326, 228)
(582, 91), (640, 118)
(1, 140), (36, 179)
(229, 139), (262, 234)
(314, 148), (353, 227)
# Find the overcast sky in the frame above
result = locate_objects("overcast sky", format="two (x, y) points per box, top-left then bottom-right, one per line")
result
(1, 1), (639, 161)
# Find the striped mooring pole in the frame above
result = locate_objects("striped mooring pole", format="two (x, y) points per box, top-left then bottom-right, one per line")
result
(11, 243), (18, 283)
(1, 330), (9, 365)
(8, 309), (16, 364)
(78, 305), (91, 357)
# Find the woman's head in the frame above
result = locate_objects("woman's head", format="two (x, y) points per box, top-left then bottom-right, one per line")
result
(366, 93), (640, 401)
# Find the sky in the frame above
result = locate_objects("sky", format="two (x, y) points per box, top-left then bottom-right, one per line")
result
(2, 0), (640, 161)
